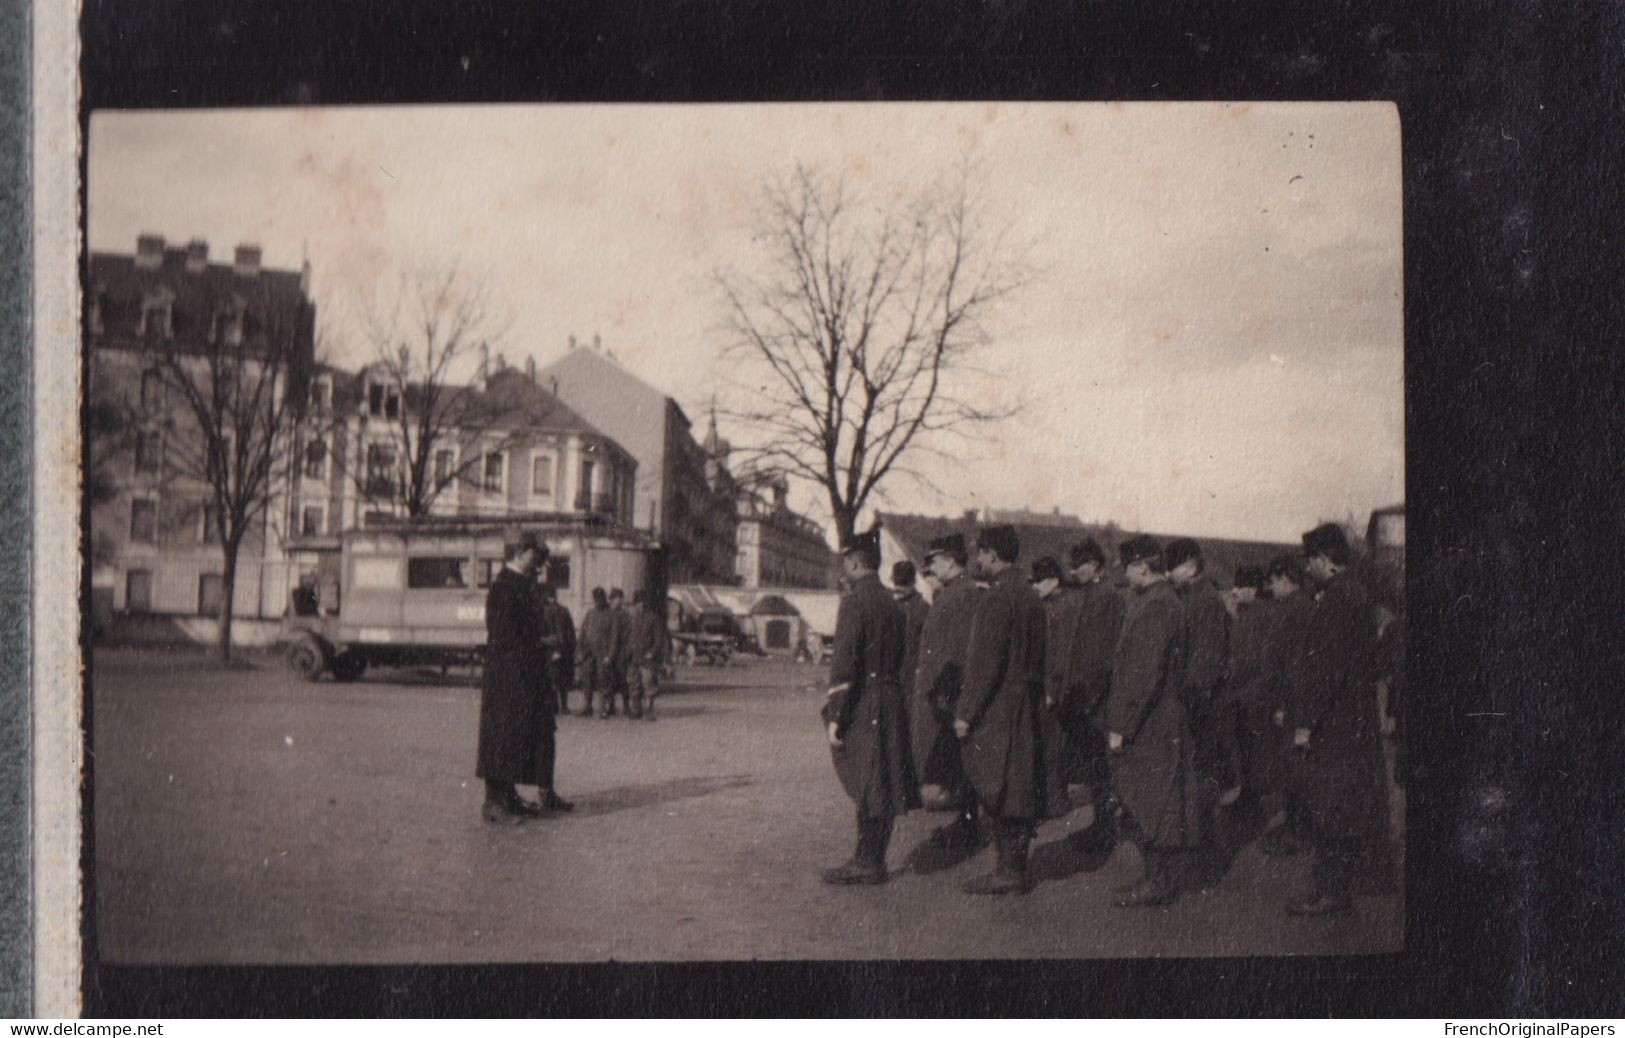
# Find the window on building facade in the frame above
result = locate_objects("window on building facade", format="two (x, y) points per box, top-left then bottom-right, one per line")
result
(577, 459), (595, 509)
(483, 451), (505, 494)
(407, 557), (470, 589)
(367, 383), (401, 420)
(433, 448), (456, 487)
(139, 297), (172, 339)
(309, 377), (331, 413)
(531, 452), (553, 496)
(139, 370), (164, 411)
(301, 505), (324, 538)
(129, 498), (158, 544)
(212, 308), (243, 347)
(199, 503), (221, 544)
(134, 431), (162, 475)
(304, 438), (327, 480)
(125, 570), (152, 614)
(366, 444), (397, 498)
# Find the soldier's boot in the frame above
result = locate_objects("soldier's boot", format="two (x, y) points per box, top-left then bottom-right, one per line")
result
(962, 822), (1030, 896)
(1115, 847), (1179, 908)
(822, 816), (891, 885)
(643, 695), (658, 721)
(927, 805), (983, 850)
(628, 692), (643, 720)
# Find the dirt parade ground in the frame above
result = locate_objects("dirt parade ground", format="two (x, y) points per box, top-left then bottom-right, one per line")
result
(92, 647), (1404, 964)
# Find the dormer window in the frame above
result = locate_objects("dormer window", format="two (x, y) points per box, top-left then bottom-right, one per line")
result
(211, 306), (244, 347)
(309, 376), (331, 413)
(366, 382), (400, 420)
(138, 289), (175, 340)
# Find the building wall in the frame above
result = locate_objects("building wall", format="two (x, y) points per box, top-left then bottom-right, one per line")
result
(543, 348), (671, 534)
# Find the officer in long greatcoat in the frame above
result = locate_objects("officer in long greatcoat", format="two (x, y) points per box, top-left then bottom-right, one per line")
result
(891, 560), (931, 713)
(911, 534), (984, 846)
(1284, 523), (1388, 917)
(821, 528), (919, 885)
(1258, 554), (1315, 857)
(477, 532), (561, 825)
(1223, 566), (1276, 812)
(1031, 556), (1075, 819)
(955, 524), (1047, 896)
(1166, 538), (1231, 839)
(1104, 534), (1202, 906)
(1055, 539), (1126, 847)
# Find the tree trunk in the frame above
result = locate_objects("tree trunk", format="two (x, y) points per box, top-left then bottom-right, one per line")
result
(217, 539), (240, 662)
(830, 502), (857, 548)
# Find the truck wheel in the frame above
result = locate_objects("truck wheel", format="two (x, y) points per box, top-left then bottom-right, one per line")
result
(331, 651), (368, 683)
(287, 636), (329, 682)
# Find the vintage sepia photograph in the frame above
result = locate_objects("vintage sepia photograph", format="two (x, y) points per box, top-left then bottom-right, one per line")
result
(82, 101), (1405, 965)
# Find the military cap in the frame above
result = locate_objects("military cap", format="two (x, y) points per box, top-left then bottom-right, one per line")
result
(892, 560), (917, 587)
(976, 524), (1021, 563)
(1266, 555), (1304, 583)
(841, 527), (882, 569)
(1164, 537), (1204, 571)
(1301, 522), (1352, 564)
(1030, 556), (1064, 583)
(506, 530), (548, 559)
(924, 533), (968, 566)
(591, 586), (608, 606)
(1233, 565), (1265, 591)
(1119, 534), (1164, 567)
(1069, 539), (1106, 569)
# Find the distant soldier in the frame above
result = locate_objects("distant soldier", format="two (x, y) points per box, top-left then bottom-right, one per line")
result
(1221, 566), (1275, 814)
(954, 525), (1047, 896)
(1055, 539), (1126, 848)
(625, 590), (670, 721)
(1030, 555), (1075, 819)
(476, 533), (571, 824)
(537, 583), (576, 716)
(891, 560), (931, 713)
(1259, 554), (1314, 857)
(1104, 535), (1200, 907)
(911, 534), (983, 846)
(1165, 537), (1231, 838)
(605, 588), (632, 717)
(821, 528), (918, 885)
(576, 587), (616, 717)
(1284, 523), (1388, 917)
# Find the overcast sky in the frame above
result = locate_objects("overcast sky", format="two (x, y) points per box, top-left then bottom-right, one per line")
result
(89, 102), (1402, 543)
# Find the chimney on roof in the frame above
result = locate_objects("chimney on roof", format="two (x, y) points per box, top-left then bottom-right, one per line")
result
(135, 233), (165, 270)
(525, 355), (536, 382)
(184, 239), (208, 273)
(234, 244), (262, 278)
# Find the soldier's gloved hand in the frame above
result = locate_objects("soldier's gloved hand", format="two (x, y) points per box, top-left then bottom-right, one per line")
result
(827, 721), (844, 748)
(953, 718), (970, 739)
(1294, 727), (1312, 748)
(1108, 731), (1124, 753)
(1272, 709), (1286, 727)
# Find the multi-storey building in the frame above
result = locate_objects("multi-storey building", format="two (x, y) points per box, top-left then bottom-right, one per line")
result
(87, 234), (317, 624)
(734, 476), (835, 590)
(542, 340), (739, 584)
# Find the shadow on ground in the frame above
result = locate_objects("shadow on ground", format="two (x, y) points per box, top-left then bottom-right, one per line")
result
(567, 773), (754, 818)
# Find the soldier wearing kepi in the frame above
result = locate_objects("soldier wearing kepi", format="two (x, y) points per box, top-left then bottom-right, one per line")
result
(576, 588), (615, 717)
(476, 532), (571, 825)
(605, 588), (633, 718)
(1105, 535), (1201, 907)
(1285, 523), (1388, 917)
(1030, 555), (1075, 819)
(1165, 537), (1231, 844)
(1056, 539), (1127, 848)
(954, 525), (1048, 896)
(625, 589), (670, 721)
(911, 534), (984, 847)
(821, 527), (919, 885)
(891, 560), (931, 721)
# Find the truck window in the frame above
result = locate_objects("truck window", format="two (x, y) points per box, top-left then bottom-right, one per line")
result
(408, 557), (470, 589)
(351, 557), (403, 590)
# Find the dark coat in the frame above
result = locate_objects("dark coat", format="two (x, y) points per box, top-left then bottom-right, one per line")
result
(1227, 597), (1276, 708)
(477, 567), (554, 783)
(1177, 578), (1230, 696)
(1054, 579), (1126, 721)
(1104, 579), (1202, 848)
(540, 598), (576, 690)
(957, 566), (1048, 820)
(910, 572), (981, 787)
(821, 572), (920, 818)
(1264, 590), (1316, 715)
(577, 604), (616, 660)
(895, 589), (930, 700)
(1287, 570), (1388, 839)
(609, 607), (633, 667)
(626, 609), (669, 664)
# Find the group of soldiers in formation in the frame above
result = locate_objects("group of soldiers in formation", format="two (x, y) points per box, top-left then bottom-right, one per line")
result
(822, 520), (1398, 916)
(471, 532), (671, 826)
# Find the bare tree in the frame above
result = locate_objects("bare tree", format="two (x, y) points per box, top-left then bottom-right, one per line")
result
(342, 267), (556, 518)
(715, 164), (1029, 543)
(144, 296), (314, 661)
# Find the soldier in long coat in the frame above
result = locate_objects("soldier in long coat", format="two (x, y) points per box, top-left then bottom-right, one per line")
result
(1284, 523), (1389, 916)
(1104, 535), (1202, 906)
(954, 524), (1047, 895)
(1166, 538), (1232, 837)
(1258, 554), (1315, 857)
(821, 528), (918, 885)
(1055, 539), (1126, 846)
(625, 589), (670, 720)
(539, 588), (577, 716)
(576, 588), (616, 717)
(911, 534), (984, 846)
(477, 533), (559, 825)
(1031, 556), (1075, 819)
(1223, 566), (1277, 812)
(891, 560), (931, 712)
(606, 589), (633, 716)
